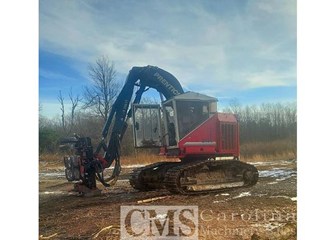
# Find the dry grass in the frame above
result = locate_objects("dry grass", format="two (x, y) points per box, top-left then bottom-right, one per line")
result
(39, 153), (64, 171)
(39, 151), (179, 170)
(240, 138), (296, 162)
(39, 152), (64, 162)
(39, 138), (296, 168)
(121, 152), (179, 166)
(241, 151), (296, 162)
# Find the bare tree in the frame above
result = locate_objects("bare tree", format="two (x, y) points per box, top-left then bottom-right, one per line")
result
(68, 88), (81, 130)
(57, 90), (65, 131)
(228, 98), (241, 115)
(83, 56), (121, 121)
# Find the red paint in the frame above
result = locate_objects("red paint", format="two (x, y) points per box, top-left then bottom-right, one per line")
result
(162, 113), (240, 160)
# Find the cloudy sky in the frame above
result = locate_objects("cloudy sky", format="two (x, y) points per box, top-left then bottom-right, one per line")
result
(39, 0), (296, 118)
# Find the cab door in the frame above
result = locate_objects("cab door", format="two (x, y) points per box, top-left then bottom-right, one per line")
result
(132, 104), (162, 148)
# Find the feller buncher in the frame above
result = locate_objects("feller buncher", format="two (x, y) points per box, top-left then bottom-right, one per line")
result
(62, 66), (258, 195)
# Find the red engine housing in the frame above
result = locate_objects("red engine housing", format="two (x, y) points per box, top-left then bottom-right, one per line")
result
(161, 113), (240, 160)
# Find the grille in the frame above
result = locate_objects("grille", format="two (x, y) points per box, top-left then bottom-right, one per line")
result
(222, 123), (237, 151)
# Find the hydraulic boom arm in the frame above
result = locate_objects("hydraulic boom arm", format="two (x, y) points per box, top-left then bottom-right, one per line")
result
(63, 66), (184, 192)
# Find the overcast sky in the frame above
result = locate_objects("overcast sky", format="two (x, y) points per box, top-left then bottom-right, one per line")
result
(39, 0), (296, 118)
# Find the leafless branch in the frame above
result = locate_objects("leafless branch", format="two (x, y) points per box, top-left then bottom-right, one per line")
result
(57, 90), (65, 131)
(68, 87), (82, 129)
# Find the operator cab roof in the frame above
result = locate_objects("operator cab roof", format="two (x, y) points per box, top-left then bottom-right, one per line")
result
(163, 91), (218, 103)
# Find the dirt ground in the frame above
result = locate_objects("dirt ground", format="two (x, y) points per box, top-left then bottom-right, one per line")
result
(39, 159), (297, 240)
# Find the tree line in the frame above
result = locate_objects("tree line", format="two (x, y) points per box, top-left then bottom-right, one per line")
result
(223, 100), (297, 144)
(39, 100), (297, 155)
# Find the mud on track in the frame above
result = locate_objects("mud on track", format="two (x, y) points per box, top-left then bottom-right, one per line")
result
(39, 159), (297, 240)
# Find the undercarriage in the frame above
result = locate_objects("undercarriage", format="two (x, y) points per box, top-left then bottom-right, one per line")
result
(130, 159), (258, 194)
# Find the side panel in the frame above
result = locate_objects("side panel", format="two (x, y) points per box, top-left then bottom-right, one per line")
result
(162, 113), (240, 159)
(178, 114), (218, 157)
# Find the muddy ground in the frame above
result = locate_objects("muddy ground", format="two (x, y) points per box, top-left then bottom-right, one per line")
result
(39, 159), (297, 240)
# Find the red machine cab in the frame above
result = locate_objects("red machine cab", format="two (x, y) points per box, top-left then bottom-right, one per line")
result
(132, 91), (240, 160)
